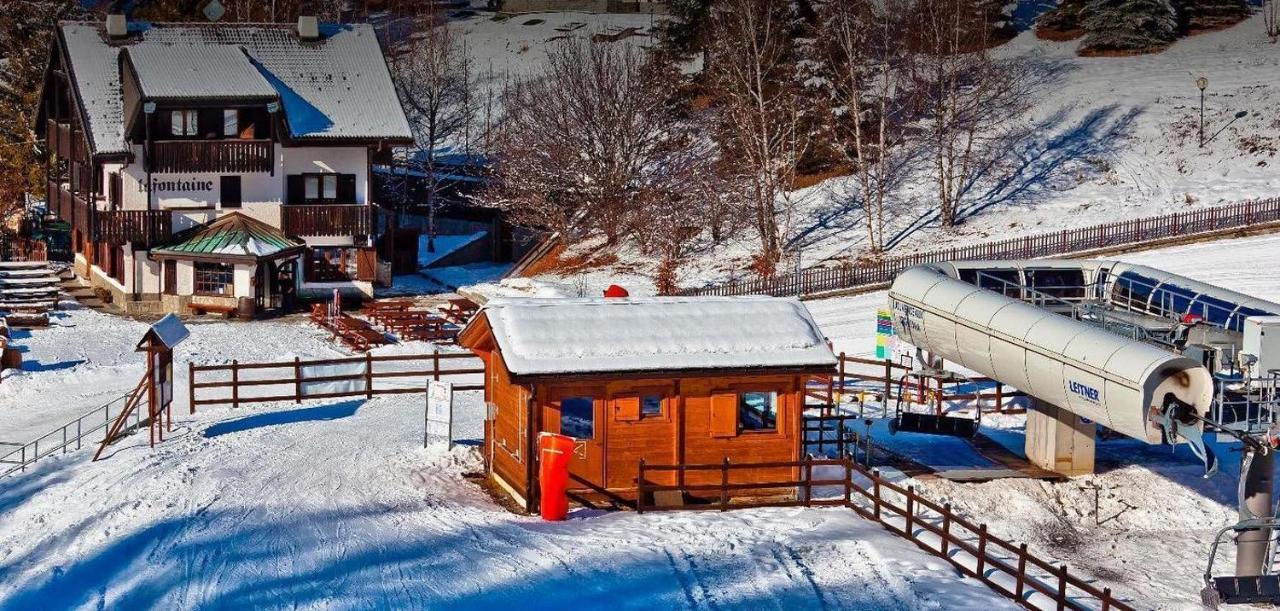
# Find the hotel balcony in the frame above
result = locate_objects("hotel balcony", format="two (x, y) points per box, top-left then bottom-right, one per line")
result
(281, 204), (388, 238)
(150, 139), (273, 174)
(47, 180), (172, 247)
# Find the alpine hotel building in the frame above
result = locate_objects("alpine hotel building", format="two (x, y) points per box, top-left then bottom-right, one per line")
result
(36, 15), (413, 317)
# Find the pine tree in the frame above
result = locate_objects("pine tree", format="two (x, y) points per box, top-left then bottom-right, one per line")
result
(1036, 0), (1089, 40)
(1080, 0), (1178, 54)
(658, 0), (715, 55)
(1174, 0), (1251, 33)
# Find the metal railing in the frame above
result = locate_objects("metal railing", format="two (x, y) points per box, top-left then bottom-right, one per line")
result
(0, 389), (145, 477)
(678, 197), (1280, 297)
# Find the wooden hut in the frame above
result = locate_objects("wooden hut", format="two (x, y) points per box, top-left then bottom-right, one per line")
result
(458, 296), (837, 512)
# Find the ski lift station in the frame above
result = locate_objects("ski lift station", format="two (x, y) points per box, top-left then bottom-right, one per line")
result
(887, 259), (1280, 605)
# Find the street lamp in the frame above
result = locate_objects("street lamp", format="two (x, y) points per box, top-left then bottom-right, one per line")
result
(1196, 76), (1209, 148)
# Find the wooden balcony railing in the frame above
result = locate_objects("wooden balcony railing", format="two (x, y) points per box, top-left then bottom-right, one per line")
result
(282, 204), (378, 237)
(46, 118), (79, 161)
(46, 181), (171, 246)
(151, 139), (273, 173)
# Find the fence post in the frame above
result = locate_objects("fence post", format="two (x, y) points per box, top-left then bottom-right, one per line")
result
(976, 524), (988, 578)
(941, 503), (952, 556)
(883, 359), (892, 406)
(1101, 587), (1112, 611)
(905, 485), (915, 536)
(803, 456), (813, 508)
(231, 360), (240, 409)
(837, 352), (846, 403)
(843, 455), (852, 505)
(872, 469), (881, 519)
(294, 356), (303, 403)
(1056, 564), (1068, 611)
(636, 459), (646, 514)
(995, 384), (1004, 413)
(188, 361), (196, 414)
(365, 352), (374, 400)
(433, 350), (441, 381)
(720, 457), (730, 511)
(1016, 543), (1028, 599)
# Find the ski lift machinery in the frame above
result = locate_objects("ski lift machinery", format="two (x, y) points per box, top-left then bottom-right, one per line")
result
(885, 260), (1280, 607)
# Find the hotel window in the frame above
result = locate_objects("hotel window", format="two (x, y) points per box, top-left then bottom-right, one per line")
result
(223, 109), (239, 137)
(170, 109), (198, 137)
(305, 247), (357, 282)
(289, 173), (356, 204)
(194, 262), (235, 297)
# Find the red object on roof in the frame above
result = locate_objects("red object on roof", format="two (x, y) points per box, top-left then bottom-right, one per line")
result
(603, 285), (630, 298)
(1182, 313), (1204, 324)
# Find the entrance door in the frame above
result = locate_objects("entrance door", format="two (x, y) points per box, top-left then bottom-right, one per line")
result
(544, 391), (605, 489)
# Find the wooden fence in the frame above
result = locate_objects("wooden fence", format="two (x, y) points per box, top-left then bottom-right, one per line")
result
(811, 353), (1027, 415)
(679, 196), (1280, 298)
(637, 457), (1133, 611)
(188, 352), (484, 409)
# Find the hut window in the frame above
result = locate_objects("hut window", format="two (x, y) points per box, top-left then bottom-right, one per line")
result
(640, 395), (663, 417)
(739, 391), (777, 431)
(561, 396), (594, 439)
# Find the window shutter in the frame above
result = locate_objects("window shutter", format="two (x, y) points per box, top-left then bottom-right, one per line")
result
(355, 247), (377, 281)
(709, 392), (738, 438)
(337, 174), (357, 202)
(286, 175), (304, 204)
(614, 395), (640, 422)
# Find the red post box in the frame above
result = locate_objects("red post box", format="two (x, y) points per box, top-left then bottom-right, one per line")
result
(538, 432), (575, 521)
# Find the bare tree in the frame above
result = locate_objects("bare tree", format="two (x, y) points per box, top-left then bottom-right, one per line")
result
(818, 0), (915, 254)
(488, 39), (702, 247)
(911, 0), (1028, 229)
(1266, 0), (1280, 43)
(389, 12), (476, 252)
(705, 0), (808, 277)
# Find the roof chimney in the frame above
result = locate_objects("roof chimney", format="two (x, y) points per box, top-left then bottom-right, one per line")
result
(297, 15), (320, 41)
(105, 14), (128, 39)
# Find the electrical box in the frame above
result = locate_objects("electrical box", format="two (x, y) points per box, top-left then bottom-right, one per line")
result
(1242, 316), (1280, 378)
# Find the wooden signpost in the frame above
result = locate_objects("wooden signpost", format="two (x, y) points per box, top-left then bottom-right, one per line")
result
(94, 314), (189, 461)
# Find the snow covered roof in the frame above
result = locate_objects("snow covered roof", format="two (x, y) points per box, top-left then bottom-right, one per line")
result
(138, 313), (190, 350)
(122, 45), (277, 101)
(470, 297), (837, 377)
(152, 212), (303, 260)
(58, 21), (412, 154)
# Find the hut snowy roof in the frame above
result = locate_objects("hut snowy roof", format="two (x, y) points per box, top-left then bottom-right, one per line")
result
(152, 212), (303, 261)
(462, 297), (837, 377)
(122, 45), (277, 101)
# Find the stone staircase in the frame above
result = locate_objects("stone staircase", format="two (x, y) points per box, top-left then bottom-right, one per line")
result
(57, 270), (109, 312)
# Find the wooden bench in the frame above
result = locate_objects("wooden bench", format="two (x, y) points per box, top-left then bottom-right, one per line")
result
(362, 299), (413, 325)
(190, 302), (238, 318)
(333, 315), (391, 352)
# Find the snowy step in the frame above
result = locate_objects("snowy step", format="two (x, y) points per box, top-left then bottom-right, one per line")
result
(0, 269), (55, 279)
(0, 276), (60, 286)
(0, 262), (48, 270)
(0, 301), (56, 312)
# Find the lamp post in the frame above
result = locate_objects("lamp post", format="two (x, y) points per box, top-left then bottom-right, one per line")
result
(1196, 76), (1209, 148)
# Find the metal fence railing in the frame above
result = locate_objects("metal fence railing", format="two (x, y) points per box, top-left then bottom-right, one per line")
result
(0, 390), (143, 477)
(678, 197), (1280, 298)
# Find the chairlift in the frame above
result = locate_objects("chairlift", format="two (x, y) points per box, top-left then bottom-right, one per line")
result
(888, 369), (981, 438)
(1201, 517), (1280, 608)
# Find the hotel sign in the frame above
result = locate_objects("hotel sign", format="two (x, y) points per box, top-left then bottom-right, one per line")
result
(139, 179), (214, 193)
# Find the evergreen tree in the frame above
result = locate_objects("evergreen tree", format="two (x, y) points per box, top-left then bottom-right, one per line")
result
(1080, 0), (1178, 54)
(1174, 0), (1251, 32)
(1036, 0), (1088, 40)
(659, 0), (715, 55)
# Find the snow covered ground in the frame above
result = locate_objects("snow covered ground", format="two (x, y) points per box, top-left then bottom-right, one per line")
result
(0, 305), (1013, 609)
(804, 232), (1280, 609)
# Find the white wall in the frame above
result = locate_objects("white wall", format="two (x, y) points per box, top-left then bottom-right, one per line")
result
(115, 144), (368, 219)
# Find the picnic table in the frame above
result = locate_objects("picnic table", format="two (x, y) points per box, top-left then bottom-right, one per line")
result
(310, 303), (391, 352)
(441, 298), (479, 325)
(361, 299), (414, 325)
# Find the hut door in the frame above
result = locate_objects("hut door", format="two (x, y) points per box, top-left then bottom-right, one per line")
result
(545, 392), (605, 488)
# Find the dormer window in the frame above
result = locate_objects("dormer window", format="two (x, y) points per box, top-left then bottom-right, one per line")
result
(170, 109), (198, 136)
